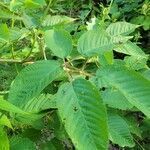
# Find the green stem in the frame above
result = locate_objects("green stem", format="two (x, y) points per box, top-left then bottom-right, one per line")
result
(0, 59), (22, 63)
(22, 30), (36, 62)
(44, 0), (52, 17)
(10, 13), (19, 74)
(108, 0), (114, 14)
(0, 2), (9, 9)
(63, 59), (73, 81)
(134, 138), (145, 150)
(37, 36), (47, 60)
(63, 61), (94, 78)
(0, 91), (9, 95)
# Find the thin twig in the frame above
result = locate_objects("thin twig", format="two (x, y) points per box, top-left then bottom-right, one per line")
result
(44, 0), (52, 17)
(37, 36), (47, 60)
(0, 59), (22, 63)
(22, 30), (36, 62)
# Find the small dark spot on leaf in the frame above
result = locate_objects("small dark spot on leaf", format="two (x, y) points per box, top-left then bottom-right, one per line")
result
(73, 107), (78, 112)
(100, 87), (106, 91)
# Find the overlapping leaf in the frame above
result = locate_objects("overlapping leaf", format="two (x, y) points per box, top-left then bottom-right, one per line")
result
(101, 89), (133, 110)
(42, 15), (75, 27)
(108, 112), (135, 147)
(57, 78), (108, 150)
(0, 96), (28, 115)
(8, 60), (63, 109)
(114, 41), (147, 58)
(0, 112), (13, 129)
(0, 127), (9, 150)
(10, 136), (36, 150)
(106, 22), (139, 36)
(96, 65), (150, 118)
(77, 29), (114, 56)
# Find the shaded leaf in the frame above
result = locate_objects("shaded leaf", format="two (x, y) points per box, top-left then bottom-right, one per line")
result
(10, 136), (36, 150)
(101, 89), (133, 110)
(108, 112), (135, 147)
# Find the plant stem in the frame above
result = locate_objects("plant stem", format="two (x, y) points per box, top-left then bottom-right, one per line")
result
(44, 0), (52, 17)
(22, 30), (36, 62)
(63, 61), (94, 78)
(37, 36), (47, 60)
(108, 0), (114, 14)
(0, 91), (9, 95)
(0, 2), (9, 10)
(63, 59), (73, 81)
(0, 59), (22, 63)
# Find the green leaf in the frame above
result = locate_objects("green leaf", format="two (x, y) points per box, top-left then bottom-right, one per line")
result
(9, 27), (29, 41)
(33, 0), (46, 5)
(101, 89), (133, 110)
(0, 127), (9, 150)
(10, 0), (24, 11)
(8, 60), (63, 109)
(45, 28), (73, 58)
(98, 51), (114, 66)
(0, 24), (10, 42)
(10, 136), (36, 150)
(123, 116), (141, 138)
(108, 112), (135, 147)
(0, 96), (42, 123)
(0, 96), (28, 115)
(77, 29), (114, 56)
(40, 141), (57, 150)
(25, 0), (46, 8)
(23, 94), (56, 113)
(22, 13), (39, 28)
(96, 65), (150, 118)
(40, 138), (65, 150)
(42, 15), (75, 27)
(0, 9), (22, 20)
(141, 69), (150, 81)
(114, 41), (147, 58)
(106, 22), (139, 36)
(57, 78), (108, 150)
(124, 56), (148, 70)
(49, 112), (68, 140)
(77, 28), (133, 57)
(0, 112), (13, 129)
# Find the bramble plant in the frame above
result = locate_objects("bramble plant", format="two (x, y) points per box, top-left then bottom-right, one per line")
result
(0, 0), (150, 150)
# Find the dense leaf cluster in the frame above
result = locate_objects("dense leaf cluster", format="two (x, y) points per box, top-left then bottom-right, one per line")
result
(0, 0), (150, 150)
